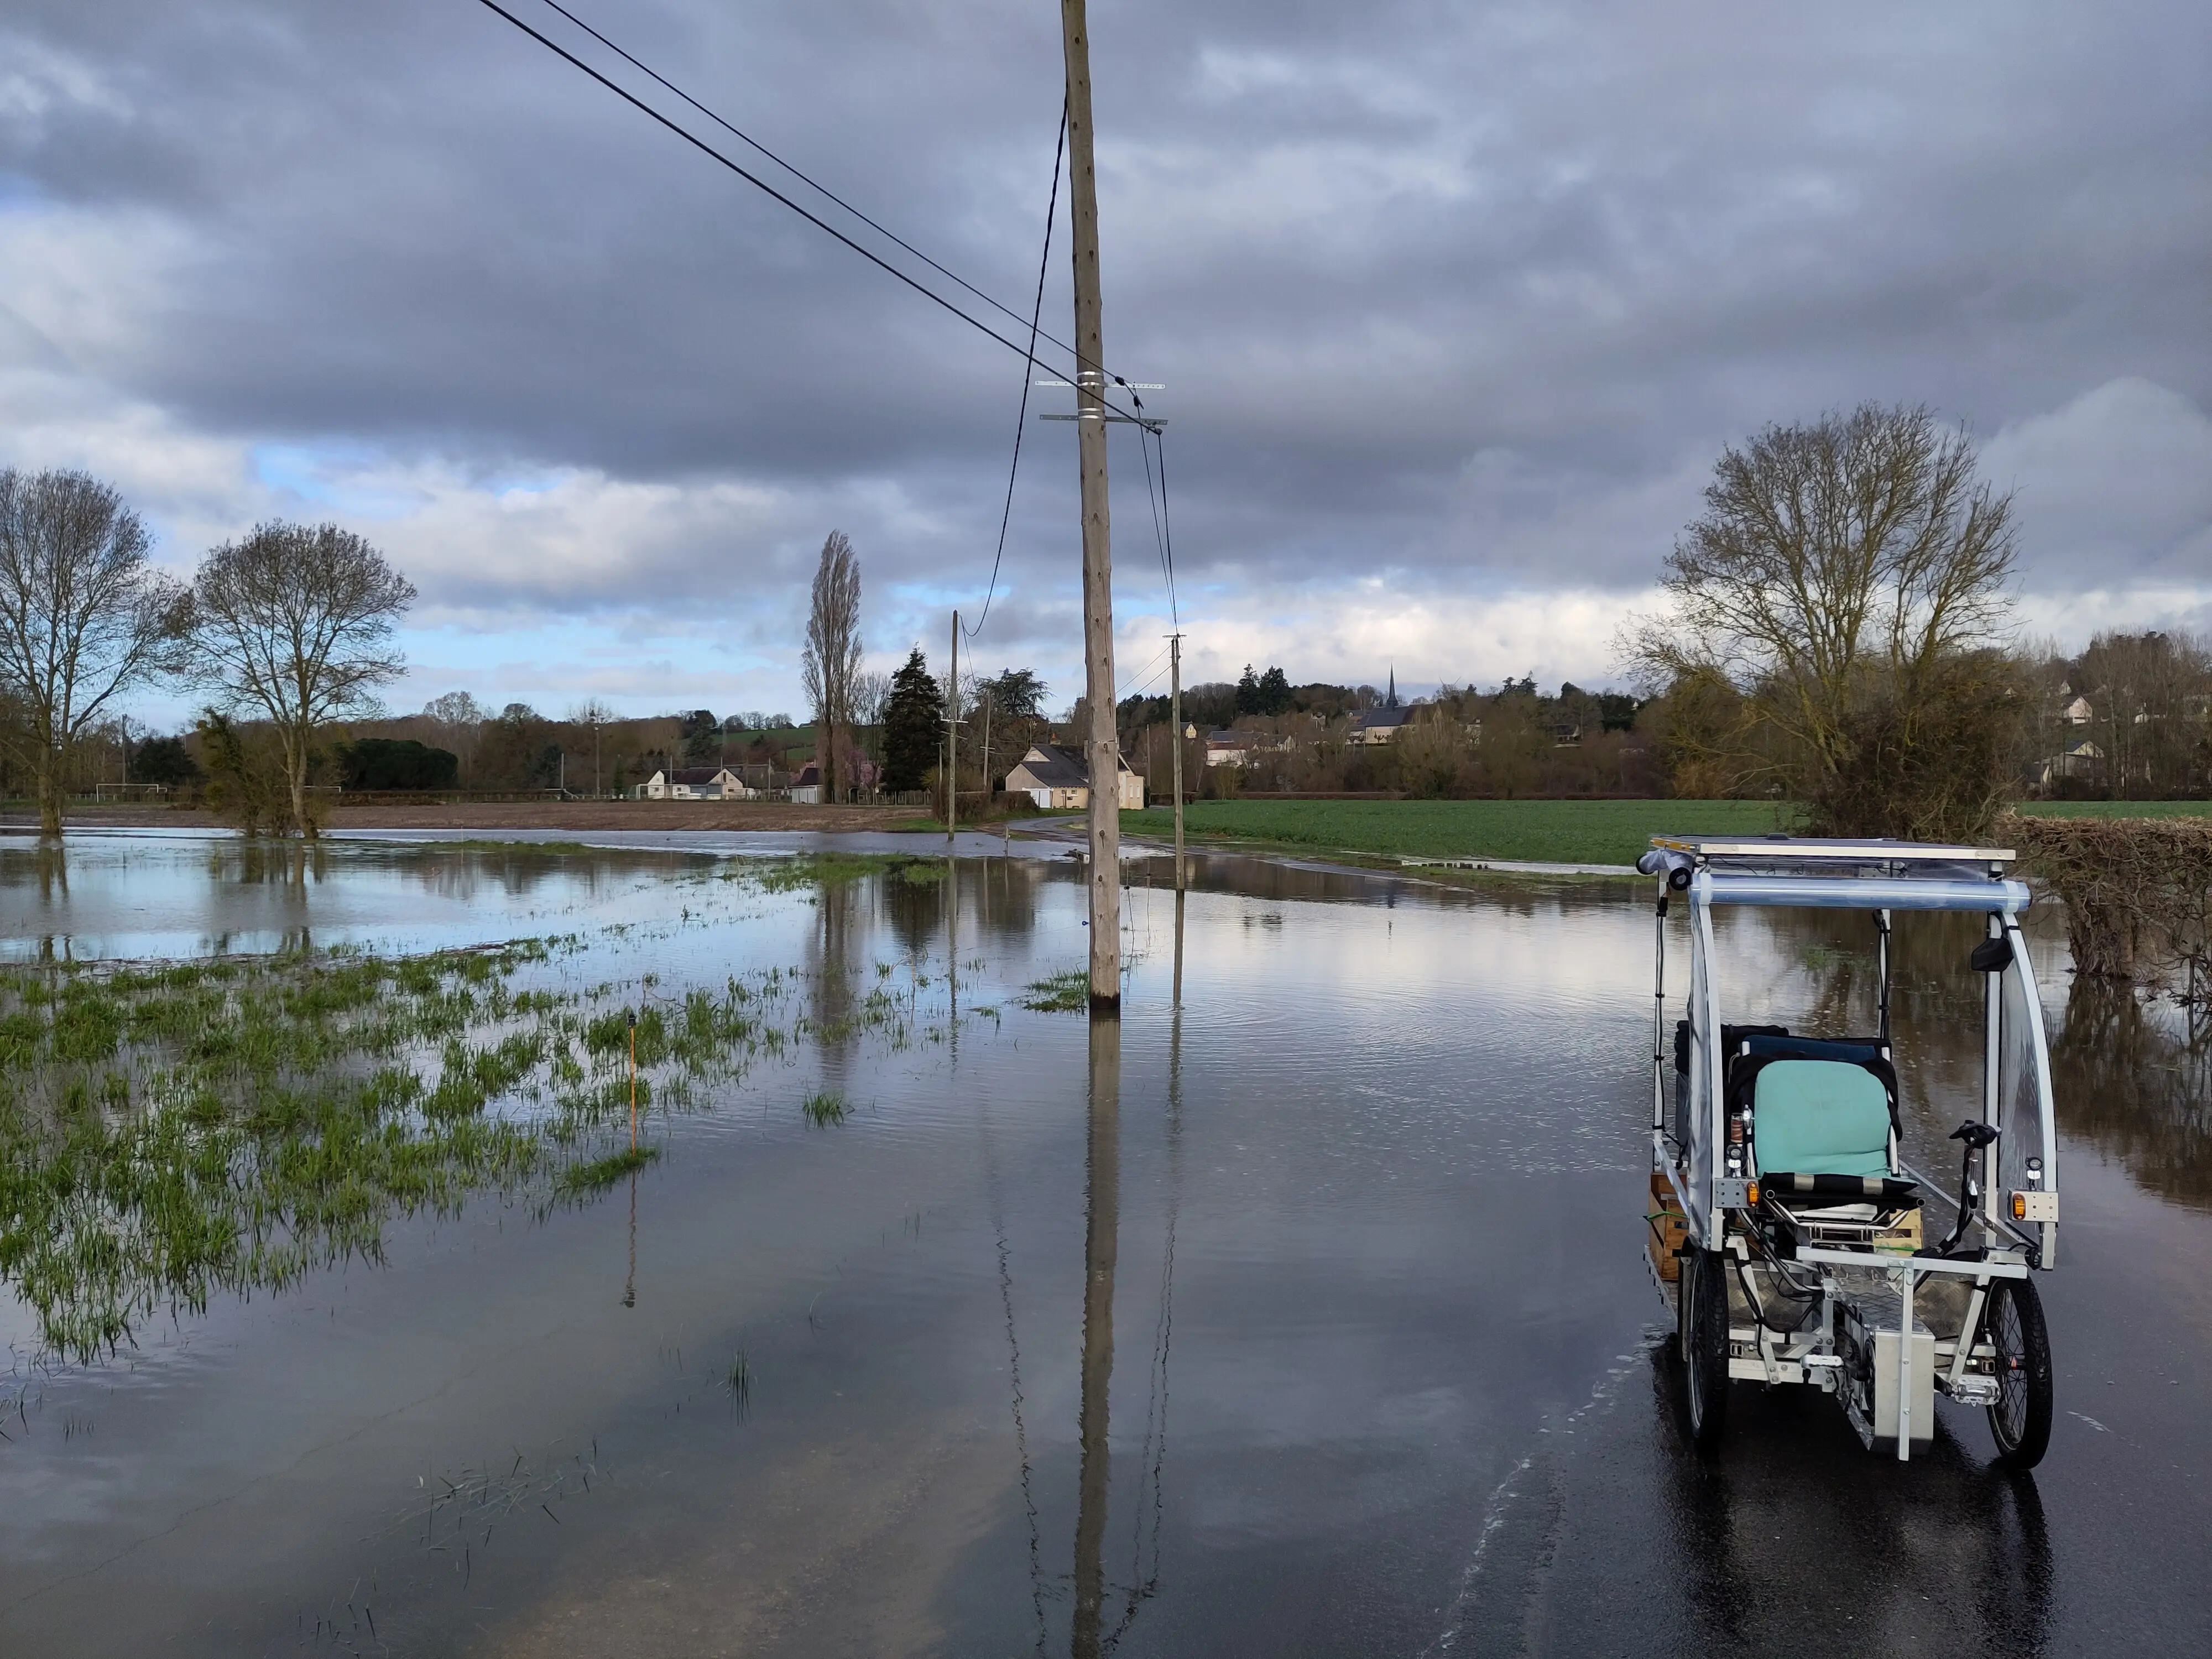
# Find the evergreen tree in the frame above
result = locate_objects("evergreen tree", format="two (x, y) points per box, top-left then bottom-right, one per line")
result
(881, 647), (943, 791)
(1256, 665), (1292, 714)
(1234, 663), (1261, 715)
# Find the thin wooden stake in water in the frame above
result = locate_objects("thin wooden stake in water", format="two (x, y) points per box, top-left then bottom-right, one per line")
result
(628, 1006), (638, 1153)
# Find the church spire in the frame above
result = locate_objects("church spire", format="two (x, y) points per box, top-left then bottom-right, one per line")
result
(1386, 666), (1399, 709)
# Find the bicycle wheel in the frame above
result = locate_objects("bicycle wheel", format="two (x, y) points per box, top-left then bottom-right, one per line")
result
(1987, 1275), (2053, 1470)
(1683, 1245), (1731, 1449)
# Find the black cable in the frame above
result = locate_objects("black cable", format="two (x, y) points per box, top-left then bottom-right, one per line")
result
(467, 0), (1150, 423)
(526, 0), (1087, 369)
(1144, 420), (1178, 629)
(1132, 408), (1171, 622)
(964, 100), (1065, 642)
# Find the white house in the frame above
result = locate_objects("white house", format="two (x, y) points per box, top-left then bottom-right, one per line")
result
(1004, 743), (1144, 811)
(789, 760), (821, 804)
(637, 766), (750, 801)
(1204, 729), (1248, 768)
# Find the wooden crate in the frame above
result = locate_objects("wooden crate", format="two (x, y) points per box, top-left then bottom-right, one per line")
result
(1646, 1167), (1688, 1282)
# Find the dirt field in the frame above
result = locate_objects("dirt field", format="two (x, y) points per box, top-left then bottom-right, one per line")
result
(1, 801), (931, 834)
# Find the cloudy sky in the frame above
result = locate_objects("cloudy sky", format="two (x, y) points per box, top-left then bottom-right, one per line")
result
(3, 0), (2207, 726)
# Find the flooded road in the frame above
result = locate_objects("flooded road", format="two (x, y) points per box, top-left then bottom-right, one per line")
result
(0, 834), (2205, 1655)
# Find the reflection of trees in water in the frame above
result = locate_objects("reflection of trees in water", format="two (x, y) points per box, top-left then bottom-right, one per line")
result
(2051, 979), (2212, 1209)
(968, 856), (1045, 946)
(1651, 1354), (2053, 1654)
(230, 841), (327, 888)
(806, 874), (860, 1085)
(1754, 904), (2212, 1204)
(882, 862), (948, 961)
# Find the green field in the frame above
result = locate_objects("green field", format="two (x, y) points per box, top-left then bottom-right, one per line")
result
(1118, 799), (1793, 867)
(1118, 797), (2212, 868)
(2011, 800), (2212, 822)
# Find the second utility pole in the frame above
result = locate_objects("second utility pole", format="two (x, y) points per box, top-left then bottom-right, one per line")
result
(1062, 0), (1120, 1012)
(948, 610), (959, 841)
(1169, 632), (1185, 891)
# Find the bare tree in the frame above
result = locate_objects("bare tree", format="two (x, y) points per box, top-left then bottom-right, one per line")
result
(570, 696), (615, 797)
(800, 530), (863, 803)
(421, 690), (488, 787)
(189, 521), (415, 837)
(1624, 404), (2021, 838)
(0, 469), (187, 836)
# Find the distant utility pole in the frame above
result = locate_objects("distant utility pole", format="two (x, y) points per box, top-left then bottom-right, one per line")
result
(947, 611), (959, 841)
(1061, 0), (1120, 1011)
(1168, 632), (1185, 891)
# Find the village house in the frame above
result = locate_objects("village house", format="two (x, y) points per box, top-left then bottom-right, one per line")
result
(1205, 727), (1293, 767)
(635, 766), (751, 801)
(789, 760), (821, 804)
(1004, 743), (1145, 811)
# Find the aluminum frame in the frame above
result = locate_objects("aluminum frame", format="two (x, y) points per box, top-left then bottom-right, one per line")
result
(1645, 836), (2060, 1463)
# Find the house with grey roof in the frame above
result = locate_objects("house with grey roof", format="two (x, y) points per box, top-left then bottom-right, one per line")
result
(1004, 743), (1144, 811)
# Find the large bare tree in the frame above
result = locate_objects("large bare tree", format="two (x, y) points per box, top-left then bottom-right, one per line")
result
(1624, 404), (2021, 838)
(190, 521), (416, 837)
(0, 469), (187, 836)
(800, 530), (863, 803)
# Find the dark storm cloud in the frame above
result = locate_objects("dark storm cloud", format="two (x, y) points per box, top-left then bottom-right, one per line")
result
(1, 0), (2206, 672)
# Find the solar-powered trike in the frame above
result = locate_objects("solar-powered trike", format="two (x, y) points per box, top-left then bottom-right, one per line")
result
(1638, 836), (2058, 1467)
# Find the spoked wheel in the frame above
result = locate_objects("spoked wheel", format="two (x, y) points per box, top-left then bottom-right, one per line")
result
(1680, 1245), (1731, 1449)
(1987, 1275), (2053, 1470)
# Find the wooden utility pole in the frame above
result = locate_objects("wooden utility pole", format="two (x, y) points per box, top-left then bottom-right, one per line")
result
(948, 611), (959, 841)
(1168, 632), (1185, 891)
(1061, 0), (1120, 1010)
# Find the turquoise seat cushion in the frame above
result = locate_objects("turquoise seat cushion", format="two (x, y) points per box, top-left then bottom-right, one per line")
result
(1752, 1060), (1892, 1180)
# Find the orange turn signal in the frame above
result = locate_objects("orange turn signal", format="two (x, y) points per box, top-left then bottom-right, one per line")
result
(1746, 1181), (1760, 1207)
(2010, 1193), (2027, 1220)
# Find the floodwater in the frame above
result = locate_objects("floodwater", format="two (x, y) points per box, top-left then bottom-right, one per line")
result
(0, 832), (2206, 1656)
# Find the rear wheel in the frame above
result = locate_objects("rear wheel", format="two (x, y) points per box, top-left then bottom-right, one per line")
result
(1987, 1276), (2053, 1469)
(1682, 1245), (1731, 1449)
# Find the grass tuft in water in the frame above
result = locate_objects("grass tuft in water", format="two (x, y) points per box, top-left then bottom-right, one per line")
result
(1019, 970), (1090, 1013)
(801, 1089), (849, 1127)
(554, 1144), (659, 1196)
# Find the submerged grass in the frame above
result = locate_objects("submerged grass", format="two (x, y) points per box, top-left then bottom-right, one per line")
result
(735, 851), (940, 893)
(0, 854), (1003, 1366)
(0, 942), (796, 1364)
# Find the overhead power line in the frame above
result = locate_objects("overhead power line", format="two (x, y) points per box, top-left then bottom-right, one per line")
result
(468, 0), (1150, 422)
(526, 0), (1087, 368)
(964, 99), (1066, 643)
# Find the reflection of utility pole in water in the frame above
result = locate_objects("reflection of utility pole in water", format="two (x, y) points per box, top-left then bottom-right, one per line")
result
(1172, 888), (1185, 1008)
(1071, 1010), (1120, 1659)
(622, 1166), (638, 1308)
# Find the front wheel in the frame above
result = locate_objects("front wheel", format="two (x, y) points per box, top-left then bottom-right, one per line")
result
(1682, 1245), (1731, 1449)
(1987, 1276), (2053, 1470)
